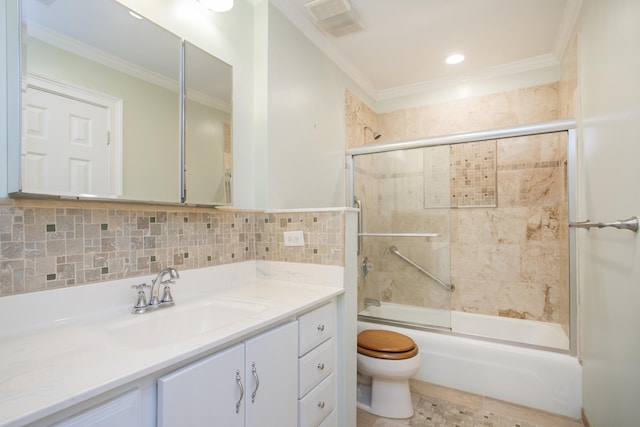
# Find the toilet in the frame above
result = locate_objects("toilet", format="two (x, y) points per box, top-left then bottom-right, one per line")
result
(356, 329), (421, 418)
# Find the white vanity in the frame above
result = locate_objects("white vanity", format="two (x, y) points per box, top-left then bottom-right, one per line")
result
(0, 261), (351, 427)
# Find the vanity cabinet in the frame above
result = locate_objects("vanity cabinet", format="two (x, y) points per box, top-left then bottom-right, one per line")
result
(50, 389), (142, 427)
(297, 301), (337, 427)
(158, 321), (298, 427)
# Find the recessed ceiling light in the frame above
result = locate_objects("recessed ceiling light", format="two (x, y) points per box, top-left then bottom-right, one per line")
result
(128, 11), (144, 20)
(197, 0), (234, 12)
(445, 54), (465, 65)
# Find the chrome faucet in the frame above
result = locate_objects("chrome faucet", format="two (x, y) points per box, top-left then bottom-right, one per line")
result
(150, 267), (180, 306)
(131, 267), (180, 314)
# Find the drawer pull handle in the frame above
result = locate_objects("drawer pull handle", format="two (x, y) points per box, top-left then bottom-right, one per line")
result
(235, 370), (244, 414)
(317, 324), (325, 332)
(251, 362), (260, 403)
(318, 401), (325, 409)
(317, 363), (325, 370)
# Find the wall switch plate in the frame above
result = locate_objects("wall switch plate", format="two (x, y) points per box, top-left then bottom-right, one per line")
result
(284, 230), (304, 247)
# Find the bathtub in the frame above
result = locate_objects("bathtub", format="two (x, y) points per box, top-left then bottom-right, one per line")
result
(359, 301), (570, 350)
(357, 303), (582, 418)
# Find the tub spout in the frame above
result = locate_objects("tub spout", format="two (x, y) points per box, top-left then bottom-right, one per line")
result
(364, 297), (381, 308)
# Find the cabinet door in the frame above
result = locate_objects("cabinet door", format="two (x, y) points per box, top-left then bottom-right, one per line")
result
(244, 322), (298, 426)
(158, 343), (245, 427)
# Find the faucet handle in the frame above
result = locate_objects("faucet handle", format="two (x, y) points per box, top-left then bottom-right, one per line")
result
(161, 284), (174, 304)
(131, 283), (149, 309)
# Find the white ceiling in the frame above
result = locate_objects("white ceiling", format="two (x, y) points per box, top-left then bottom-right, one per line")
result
(271, 0), (582, 100)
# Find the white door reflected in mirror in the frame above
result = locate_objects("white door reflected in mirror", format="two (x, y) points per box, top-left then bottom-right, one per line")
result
(23, 77), (122, 197)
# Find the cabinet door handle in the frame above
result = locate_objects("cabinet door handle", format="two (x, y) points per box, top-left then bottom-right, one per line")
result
(251, 362), (260, 403)
(235, 370), (244, 414)
(317, 362), (325, 370)
(318, 401), (325, 409)
(317, 324), (325, 332)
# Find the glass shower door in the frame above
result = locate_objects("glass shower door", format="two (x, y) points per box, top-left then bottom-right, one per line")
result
(353, 145), (453, 330)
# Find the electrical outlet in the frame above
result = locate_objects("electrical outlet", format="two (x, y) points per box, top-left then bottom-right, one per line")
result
(284, 230), (305, 247)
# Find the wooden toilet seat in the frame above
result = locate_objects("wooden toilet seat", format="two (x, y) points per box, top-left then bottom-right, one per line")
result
(357, 330), (418, 360)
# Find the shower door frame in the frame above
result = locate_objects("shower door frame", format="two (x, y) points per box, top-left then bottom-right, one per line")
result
(346, 119), (578, 356)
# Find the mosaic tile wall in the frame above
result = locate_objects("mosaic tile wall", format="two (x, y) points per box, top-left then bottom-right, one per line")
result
(0, 200), (344, 297)
(255, 211), (343, 265)
(449, 140), (497, 207)
(423, 141), (497, 209)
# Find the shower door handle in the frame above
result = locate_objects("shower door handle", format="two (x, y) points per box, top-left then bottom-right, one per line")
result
(354, 197), (363, 255)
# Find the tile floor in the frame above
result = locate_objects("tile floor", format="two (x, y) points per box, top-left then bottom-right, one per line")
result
(357, 380), (584, 427)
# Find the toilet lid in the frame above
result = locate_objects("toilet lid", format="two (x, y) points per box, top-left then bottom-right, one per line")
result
(357, 330), (418, 359)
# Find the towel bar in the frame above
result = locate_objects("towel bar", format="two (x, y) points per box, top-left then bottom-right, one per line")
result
(569, 216), (638, 232)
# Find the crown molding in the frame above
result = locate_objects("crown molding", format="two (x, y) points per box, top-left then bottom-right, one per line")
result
(188, 90), (232, 113)
(270, 0), (578, 106)
(27, 23), (231, 112)
(553, 0), (583, 60)
(269, 0), (377, 98)
(376, 53), (560, 102)
(28, 22), (180, 93)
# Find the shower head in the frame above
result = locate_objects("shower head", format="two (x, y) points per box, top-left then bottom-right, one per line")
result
(363, 125), (382, 140)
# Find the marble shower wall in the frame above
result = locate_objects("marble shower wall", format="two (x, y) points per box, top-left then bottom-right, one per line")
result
(451, 133), (568, 325)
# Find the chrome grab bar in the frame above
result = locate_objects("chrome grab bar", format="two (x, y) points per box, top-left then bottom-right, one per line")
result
(389, 246), (454, 292)
(569, 216), (638, 232)
(359, 232), (441, 237)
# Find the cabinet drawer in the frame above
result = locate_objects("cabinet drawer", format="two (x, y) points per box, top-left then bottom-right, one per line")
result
(299, 338), (334, 398)
(298, 374), (335, 427)
(298, 302), (335, 356)
(317, 410), (337, 427)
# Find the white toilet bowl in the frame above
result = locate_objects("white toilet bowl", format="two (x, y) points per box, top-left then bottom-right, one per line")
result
(356, 330), (421, 419)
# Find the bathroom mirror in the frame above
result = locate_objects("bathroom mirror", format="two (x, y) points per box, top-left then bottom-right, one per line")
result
(184, 42), (232, 205)
(12, 0), (233, 205)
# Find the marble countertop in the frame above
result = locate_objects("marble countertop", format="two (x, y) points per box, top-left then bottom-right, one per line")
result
(0, 261), (344, 427)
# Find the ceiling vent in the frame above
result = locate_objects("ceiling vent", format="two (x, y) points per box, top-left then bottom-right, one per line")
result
(304, 0), (365, 37)
(305, 0), (351, 22)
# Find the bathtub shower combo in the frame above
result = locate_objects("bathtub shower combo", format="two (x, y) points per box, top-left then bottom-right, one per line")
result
(347, 120), (582, 418)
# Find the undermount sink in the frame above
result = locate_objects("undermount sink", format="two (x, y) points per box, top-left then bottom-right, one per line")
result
(108, 297), (273, 350)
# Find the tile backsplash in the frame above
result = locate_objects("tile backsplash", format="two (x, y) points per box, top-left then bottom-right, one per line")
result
(0, 200), (344, 297)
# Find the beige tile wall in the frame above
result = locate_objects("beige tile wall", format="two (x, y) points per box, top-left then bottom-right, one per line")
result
(376, 83), (561, 143)
(0, 199), (344, 297)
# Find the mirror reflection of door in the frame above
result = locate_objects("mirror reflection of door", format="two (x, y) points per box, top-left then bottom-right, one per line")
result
(21, 0), (180, 202)
(22, 76), (122, 196)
